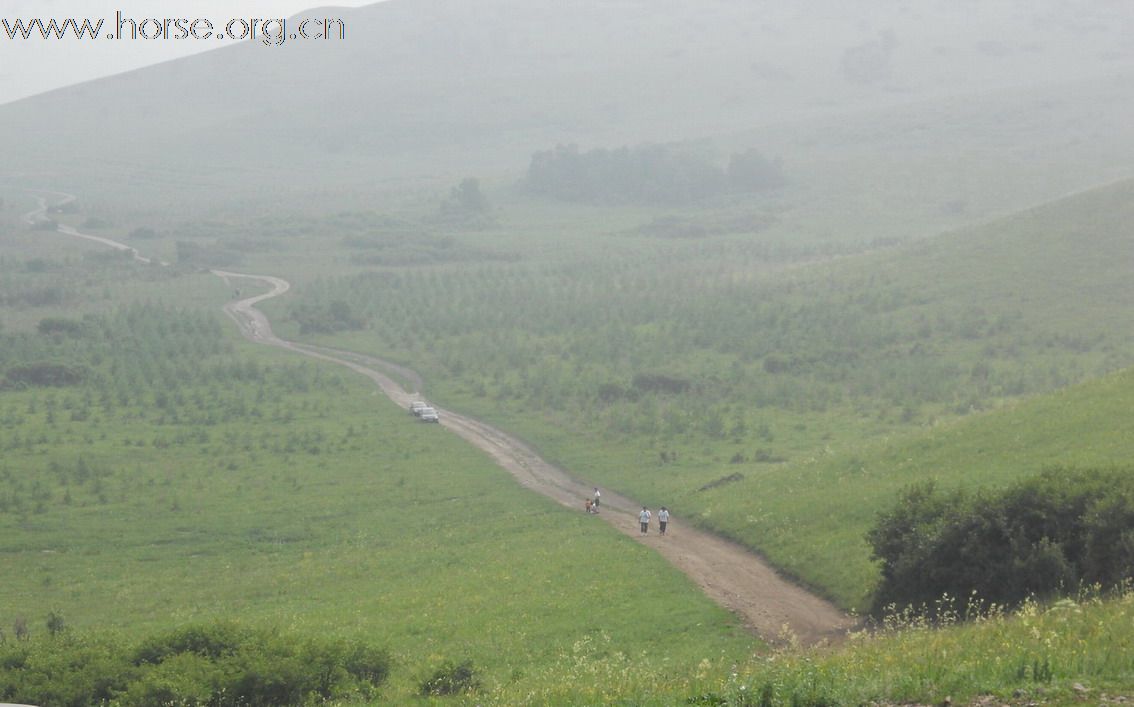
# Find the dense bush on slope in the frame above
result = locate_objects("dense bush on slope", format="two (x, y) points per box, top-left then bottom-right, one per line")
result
(868, 467), (1134, 615)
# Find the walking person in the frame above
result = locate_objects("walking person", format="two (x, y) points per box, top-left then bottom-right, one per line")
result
(593, 487), (601, 510)
(658, 506), (670, 535)
(638, 506), (651, 534)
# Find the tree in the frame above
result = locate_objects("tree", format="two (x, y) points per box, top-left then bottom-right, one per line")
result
(442, 178), (490, 214)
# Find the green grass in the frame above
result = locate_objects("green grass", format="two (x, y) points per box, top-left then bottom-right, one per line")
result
(253, 177), (1134, 613)
(705, 589), (1134, 707)
(427, 587), (1134, 705)
(4, 156), (1134, 702)
(0, 258), (756, 703)
(708, 364), (1134, 611)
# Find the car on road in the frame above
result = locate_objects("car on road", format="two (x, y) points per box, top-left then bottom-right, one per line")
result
(419, 407), (440, 423)
(410, 401), (428, 416)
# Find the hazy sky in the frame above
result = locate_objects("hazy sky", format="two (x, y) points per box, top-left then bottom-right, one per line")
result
(0, 1), (376, 105)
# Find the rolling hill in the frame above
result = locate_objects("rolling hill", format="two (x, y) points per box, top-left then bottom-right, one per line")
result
(3, 0), (1134, 215)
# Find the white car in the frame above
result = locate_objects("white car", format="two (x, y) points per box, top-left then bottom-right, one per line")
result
(410, 401), (428, 416)
(419, 407), (440, 423)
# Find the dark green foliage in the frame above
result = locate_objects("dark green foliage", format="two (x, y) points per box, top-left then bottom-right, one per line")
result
(0, 634), (130, 707)
(441, 177), (490, 214)
(36, 317), (86, 337)
(0, 283), (73, 307)
(45, 611), (65, 637)
(0, 623), (390, 707)
(133, 622), (246, 664)
(699, 472), (745, 492)
(3, 362), (88, 388)
(290, 298), (365, 335)
(867, 467), (1134, 615)
(420, 659), (481, 696)
(435, 178), (495, 229)
(526, 143), (780, 205)
(175, 239), (243, 268)
(128, 226), (158, 239)
(632, 372), (692, 395)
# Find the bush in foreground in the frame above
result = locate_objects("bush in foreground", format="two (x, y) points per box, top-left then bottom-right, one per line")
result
(0, 621), (390, 706)
(867, 467), (1134, 616)
(420, 658), (482, 696)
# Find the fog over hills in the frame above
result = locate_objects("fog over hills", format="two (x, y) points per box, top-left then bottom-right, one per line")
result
(3, 0), (1134, 208)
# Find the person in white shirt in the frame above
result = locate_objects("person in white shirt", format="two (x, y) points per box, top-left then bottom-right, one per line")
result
(658, 507), (670, 535)
(638, 506), (651, 534)
(593, 487), (601, 509)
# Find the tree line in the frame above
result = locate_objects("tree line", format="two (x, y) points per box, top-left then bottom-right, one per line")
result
(525, 143), (785, 204)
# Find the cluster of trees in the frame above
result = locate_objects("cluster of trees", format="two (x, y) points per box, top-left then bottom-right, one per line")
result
(0, 622), (390, 706)
(525, 144), (784, 204)
(2, 362), (88, 389)
(175, 240), (243, 268)
(288, 298), (365, 335)
(0, 333), (350, 518)
(288, 240), (1119, 446)
(0, 304), (349, 435)
(867, 467), (1134, 616)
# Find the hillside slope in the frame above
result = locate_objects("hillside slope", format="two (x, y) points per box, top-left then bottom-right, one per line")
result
(708, 361), (1134, 610)
(3, 0), (1134, 210)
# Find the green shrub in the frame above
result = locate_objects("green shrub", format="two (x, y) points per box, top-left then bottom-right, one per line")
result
(420, 659), (481, 696)
(133, 621), (247, 665)
(37, 317), (86, 337)
(0, 623), (390, 707)
(0, 634), (134, 707)
(867, 467), (1134, 616)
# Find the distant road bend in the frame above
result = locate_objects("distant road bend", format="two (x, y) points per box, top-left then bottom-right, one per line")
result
(33, 191), (853, 646)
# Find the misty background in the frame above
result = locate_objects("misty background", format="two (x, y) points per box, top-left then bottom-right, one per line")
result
(2, 0), (1132, 222)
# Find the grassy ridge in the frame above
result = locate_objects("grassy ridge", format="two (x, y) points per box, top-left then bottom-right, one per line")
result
(711, 365), (1134, 610)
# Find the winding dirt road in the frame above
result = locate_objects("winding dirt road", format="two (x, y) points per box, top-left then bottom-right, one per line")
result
(34, 194), (853, 646)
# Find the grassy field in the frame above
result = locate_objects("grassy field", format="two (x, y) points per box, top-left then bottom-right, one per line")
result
(0, 231), (757, 702)
(224, 177), (1134, 613)
(3, 160), (1133, 702)
(12, 177), (1131, 613)
(477, 586), (1134, 705)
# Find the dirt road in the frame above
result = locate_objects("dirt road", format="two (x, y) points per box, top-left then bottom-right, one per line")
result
(39, 198), (853, 646)
(212, 269), (854, 646)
